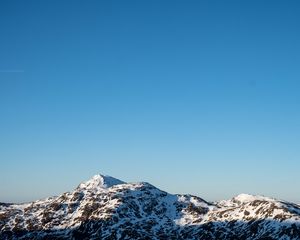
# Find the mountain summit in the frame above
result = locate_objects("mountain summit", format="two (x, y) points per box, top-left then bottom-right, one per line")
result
(0, 174), (300, 239)
(77, 174), (125, 190)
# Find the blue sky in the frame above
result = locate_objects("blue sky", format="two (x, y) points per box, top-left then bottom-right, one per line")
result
(0, 1), (299, 203)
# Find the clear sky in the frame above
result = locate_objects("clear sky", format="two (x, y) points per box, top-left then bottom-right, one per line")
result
(0, 1), (299, 203)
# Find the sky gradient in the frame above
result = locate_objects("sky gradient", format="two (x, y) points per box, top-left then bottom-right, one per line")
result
(0, 0), (300, 203)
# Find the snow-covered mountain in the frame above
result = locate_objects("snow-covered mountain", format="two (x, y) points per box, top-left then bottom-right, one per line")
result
(0, 174), (300, 239)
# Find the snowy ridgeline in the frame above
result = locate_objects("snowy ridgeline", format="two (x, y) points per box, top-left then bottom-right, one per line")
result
(0, 174), (300, 240)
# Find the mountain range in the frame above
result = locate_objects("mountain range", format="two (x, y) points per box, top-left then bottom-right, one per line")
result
(1, 174), (300, 239)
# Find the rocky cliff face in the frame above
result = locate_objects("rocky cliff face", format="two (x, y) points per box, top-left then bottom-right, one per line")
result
(1, 174), (300, 239)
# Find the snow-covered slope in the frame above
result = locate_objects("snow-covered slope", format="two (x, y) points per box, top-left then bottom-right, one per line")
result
(0, 174), (299, 239)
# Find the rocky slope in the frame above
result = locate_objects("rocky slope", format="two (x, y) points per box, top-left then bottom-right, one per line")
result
(0, 174), (300, 239)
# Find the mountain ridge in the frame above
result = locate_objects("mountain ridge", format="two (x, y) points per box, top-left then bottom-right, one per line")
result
(0, 174), (299, 239)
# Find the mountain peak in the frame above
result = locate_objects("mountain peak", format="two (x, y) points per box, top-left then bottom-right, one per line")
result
(78, 174), (125, 189)
(234, 193), (256, 202)
(233, 193), (273, 203)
